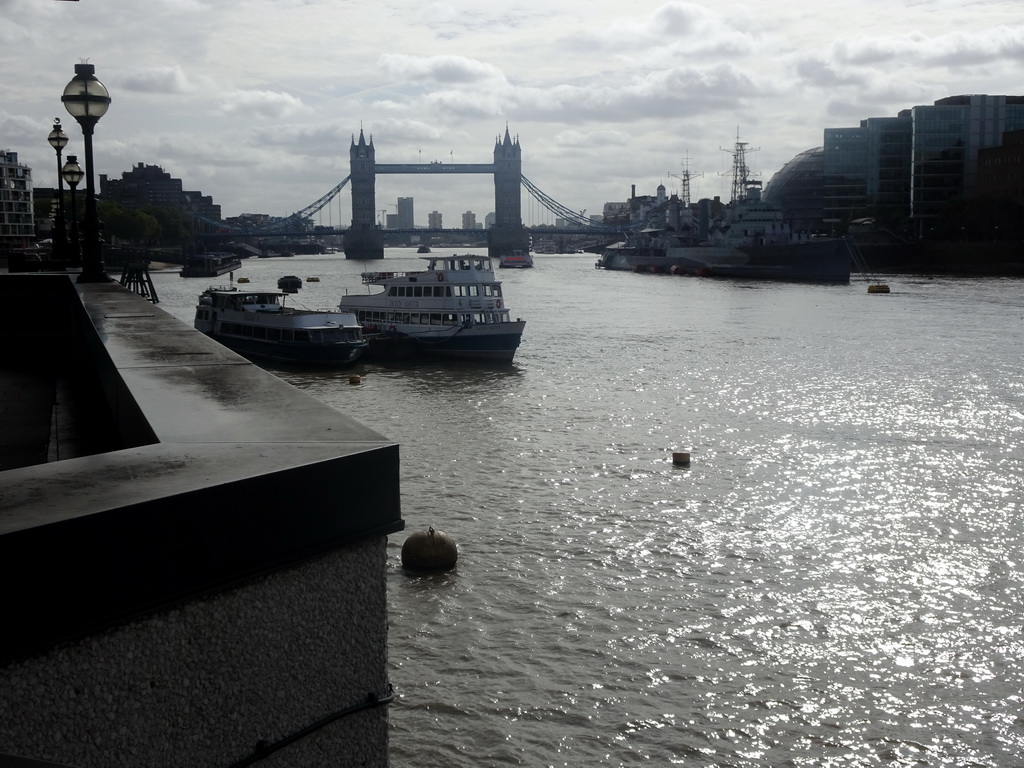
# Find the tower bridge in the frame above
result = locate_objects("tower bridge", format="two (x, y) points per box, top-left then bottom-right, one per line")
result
(196, 128), (625, 256)
(345, 127), (528, 259)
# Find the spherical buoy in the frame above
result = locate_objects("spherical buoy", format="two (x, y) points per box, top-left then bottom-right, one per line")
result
(672, 451), (691, 466)
(401, 526), (458, 571)
(348, 374), (361, 385)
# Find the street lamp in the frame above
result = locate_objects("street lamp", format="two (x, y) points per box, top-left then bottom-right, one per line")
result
(61, 155), (83, 267)
(61, 63), (111, 283)
(46, 119), (70, 261)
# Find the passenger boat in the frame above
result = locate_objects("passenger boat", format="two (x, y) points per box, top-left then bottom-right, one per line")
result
(194, 285), (366, 366)
(499, 250), (534, 268)
(339, 254), (526, 361)
(278, 275), (302, 292)
(180, 252), (242, 278)
(533, 239), (558, 254)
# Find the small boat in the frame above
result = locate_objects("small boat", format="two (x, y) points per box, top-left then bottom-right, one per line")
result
(339, 254), (526, 361)
(194, 285), (366, 366)
(499, 250), (534, 268)
(417, 245), (431, 254)
(180, 252), (242, 278)
(278, 275), (302, 292)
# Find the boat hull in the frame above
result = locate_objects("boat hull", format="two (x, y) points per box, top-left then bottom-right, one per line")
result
(203, 334), (365, 366)
(363, 321), (526, 362)
(599, 240), (851, 282)
(195, 287), (366, 367)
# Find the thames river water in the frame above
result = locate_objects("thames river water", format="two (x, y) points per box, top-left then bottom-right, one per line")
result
(150, 249), (1023, 767)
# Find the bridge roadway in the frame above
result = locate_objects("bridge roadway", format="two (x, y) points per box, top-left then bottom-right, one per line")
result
(198, 225), (625, 241)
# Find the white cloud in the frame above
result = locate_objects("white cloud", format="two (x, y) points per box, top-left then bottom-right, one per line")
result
(4, 0), (1022, 220)
(220, 90), (307, 119)
(378, 54), (508, 85)
(120, 66), (194, 95)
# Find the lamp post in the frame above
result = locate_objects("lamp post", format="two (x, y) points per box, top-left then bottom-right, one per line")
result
(62, 155), (83, 267)
(61, 63), (111, 283)
(46, 119), (70, 261)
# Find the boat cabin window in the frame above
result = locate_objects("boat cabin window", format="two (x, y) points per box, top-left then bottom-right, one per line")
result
(390, 285), (451, 297)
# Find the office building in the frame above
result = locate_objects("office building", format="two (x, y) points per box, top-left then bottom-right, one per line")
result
(396, 197), (414, 228)
(820, 94), (1024, 236)
(100, 163), (221, 220)
(822, 115), (913, 228)
(0, 151), (34, 251)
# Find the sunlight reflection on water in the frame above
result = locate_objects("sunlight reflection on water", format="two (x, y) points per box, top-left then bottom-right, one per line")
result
(152, 256), (1023, 766)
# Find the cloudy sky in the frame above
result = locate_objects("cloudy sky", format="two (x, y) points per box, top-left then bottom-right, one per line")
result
(3, 0), (1022, 226)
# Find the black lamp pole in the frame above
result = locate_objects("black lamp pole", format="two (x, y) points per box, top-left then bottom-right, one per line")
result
(61, 63), (111, 283)
(62, 155), (83, 267)
(46, 119), (70, 261)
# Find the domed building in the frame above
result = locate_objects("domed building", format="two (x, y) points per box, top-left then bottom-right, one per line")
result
(762, 147), (827, 235)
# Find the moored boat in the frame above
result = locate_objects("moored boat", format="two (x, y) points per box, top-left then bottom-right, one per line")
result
(278, 275), (302, 292)
(194, 285), (366, 366)
(339, 254), (526, 361)
(499, 250), (534, 268)
(180, 252), (242, 278)
(596, 137), (851, 283)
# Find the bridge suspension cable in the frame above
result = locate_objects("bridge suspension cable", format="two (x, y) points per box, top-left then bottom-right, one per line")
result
(193, 176), (352, 235)
(520, 175), (595, 228)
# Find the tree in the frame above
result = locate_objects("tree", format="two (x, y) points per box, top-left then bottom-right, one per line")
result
(98, 202), (159, 246)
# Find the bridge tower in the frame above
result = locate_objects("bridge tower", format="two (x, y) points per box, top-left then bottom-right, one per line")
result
(489, 127), (531, 257)
(344, 129), (385, 260)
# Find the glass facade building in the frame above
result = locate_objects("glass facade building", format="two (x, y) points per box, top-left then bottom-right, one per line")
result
(910, 95), (1024, 233)
(762, 147), (826, 234)
(0, 150), (34, 250)
(819, 95), (1024, 237)
(823, 114), (912, 230)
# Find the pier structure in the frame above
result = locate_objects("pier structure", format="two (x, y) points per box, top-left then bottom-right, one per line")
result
(344, 127), (531, 260)
(0, 273), (402, 767)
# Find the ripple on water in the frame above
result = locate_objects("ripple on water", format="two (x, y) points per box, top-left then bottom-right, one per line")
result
(153, 260), (1024, 766)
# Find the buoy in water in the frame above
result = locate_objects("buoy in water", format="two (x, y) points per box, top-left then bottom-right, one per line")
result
(348, 374), (361, 385)
(401, 527), (458, 571)
(672, 451), (691, 466)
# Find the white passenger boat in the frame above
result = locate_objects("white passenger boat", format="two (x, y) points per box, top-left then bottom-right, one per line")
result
(339, 254), (526, 361)
(194, 285), (366, 366)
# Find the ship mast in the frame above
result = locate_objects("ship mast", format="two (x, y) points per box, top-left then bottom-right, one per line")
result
(722, 129), (759, 202)
(668, 155), (702, 207)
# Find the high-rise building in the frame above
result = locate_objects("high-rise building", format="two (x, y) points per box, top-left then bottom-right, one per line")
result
(0, 150), (34, 250)
(977, 129), (1024, 206)
(910, 95), (1024, 232)
(428, 210), (443, 228)
(821, 95), (1024, 235)
(461, 211), (478, 229)
(823, 115), (912, 228)
(396, 197), (414, 229)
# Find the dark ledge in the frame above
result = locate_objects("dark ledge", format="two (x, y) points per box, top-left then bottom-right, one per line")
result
(0, 275), (403, 663)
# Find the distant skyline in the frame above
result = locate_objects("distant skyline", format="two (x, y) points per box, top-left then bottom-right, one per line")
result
(3, 0), (1022, 225)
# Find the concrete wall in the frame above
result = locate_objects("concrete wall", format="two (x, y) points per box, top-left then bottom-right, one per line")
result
(0, 539), (390, 768)
(0, 275), (403, 767)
